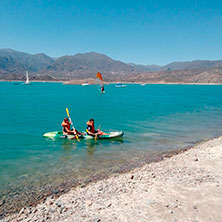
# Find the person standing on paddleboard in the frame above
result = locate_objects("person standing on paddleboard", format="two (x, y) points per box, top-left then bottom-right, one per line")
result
(86, 119), (108, 136)
(101, 85), (105, 93)
(61, 118), (83, 137)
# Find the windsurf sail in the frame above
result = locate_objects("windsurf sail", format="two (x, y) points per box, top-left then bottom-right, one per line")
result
(96, 72), (105, 93)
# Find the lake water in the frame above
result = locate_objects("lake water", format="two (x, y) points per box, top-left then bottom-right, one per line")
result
(0, 82), (222, 216)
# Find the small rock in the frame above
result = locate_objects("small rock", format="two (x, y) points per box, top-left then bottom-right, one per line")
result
(93, 218), (101, 222)
(0, 199), (5, 206)
(194, 158), (198, 161)
(86, 200), (92, 206)
(23, 208), (30, 215)
(19, 207), (25, 216)
(98, 187), (103, 191)
(56, 202), (62, 208)
(48, 199), (54, 205)
(193, 205), (197, 210)
(53, 189), (59, 195)
(130, 175), (134, 179)
(107, 203), (112, 207)
(50, 208), (57, 213)
(63, 207), (68, 213)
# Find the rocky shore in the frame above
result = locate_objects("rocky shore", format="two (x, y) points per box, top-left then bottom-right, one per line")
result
(2, 137), (222, 222)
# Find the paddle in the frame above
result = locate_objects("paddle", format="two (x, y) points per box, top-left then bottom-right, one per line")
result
(95, 124), (102, 141)
(66, 108), (80, 142)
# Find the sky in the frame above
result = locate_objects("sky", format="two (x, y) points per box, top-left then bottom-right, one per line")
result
(0, 0), (222, 65)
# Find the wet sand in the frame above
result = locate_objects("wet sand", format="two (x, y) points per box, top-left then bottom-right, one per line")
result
(2, 136), (222, 222)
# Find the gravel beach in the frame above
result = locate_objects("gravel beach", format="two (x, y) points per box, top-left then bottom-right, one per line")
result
(2, 137), (222, 222)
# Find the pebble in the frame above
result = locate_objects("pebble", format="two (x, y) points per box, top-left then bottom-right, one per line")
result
(98, 187), (103, 191)
(18, 207), (25, 216)
(85, 200), (93, 206)
(193, 205), (197, 210)
(53, 189), (59, 195)
(107, 203), (112, 207)
(0, 199), (5, 206)
(47, 199), (54, 206)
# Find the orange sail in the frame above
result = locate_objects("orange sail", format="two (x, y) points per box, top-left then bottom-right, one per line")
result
(96, 72), (103, 81)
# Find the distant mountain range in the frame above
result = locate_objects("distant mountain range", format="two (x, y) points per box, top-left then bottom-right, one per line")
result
(129, 60), (222, 72)
(0, 49), (136, 80)
(1, 48), (222, 83)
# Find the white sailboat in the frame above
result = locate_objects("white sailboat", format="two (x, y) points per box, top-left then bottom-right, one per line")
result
(24, 71), (30, 85)
(81, 81), (90, 86)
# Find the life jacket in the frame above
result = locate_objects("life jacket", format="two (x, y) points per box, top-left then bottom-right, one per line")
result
(86, 121), (95, 133)
(61, 121), (70, 132)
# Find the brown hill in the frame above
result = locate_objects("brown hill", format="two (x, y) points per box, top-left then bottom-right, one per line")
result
(126, 68), (222, 84)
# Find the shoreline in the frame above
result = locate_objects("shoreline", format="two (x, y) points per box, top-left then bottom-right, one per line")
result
(2, 136), (222, 222)
(1, 80), (222, 85)
(0, 144), (190, 219)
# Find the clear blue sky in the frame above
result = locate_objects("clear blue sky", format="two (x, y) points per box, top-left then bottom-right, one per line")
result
(0, 0), (222, 65)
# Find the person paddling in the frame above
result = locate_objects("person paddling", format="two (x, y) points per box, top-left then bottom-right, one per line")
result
(86, 119), (108, 137)
(61, 118), (83, 137)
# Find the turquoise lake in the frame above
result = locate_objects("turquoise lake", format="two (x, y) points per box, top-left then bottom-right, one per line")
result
(0, 82), (222, 215)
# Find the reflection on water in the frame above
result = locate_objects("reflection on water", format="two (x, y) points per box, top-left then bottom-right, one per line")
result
(85, 140), (97, 157)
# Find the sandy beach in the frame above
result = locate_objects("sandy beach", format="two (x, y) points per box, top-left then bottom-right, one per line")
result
(2, 137), (222, 222)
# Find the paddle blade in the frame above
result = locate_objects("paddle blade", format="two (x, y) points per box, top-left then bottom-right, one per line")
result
(76, 135), (80, 142)
(66, 108), (70, 117)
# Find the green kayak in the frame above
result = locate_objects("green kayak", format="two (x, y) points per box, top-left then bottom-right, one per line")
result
(43, 131), (124, 140)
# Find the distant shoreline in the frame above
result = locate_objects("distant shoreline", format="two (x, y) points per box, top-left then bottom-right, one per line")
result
(1, 79), (222, 85)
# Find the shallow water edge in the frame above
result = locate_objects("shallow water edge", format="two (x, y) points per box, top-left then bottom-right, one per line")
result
(0, 136), (214, 220)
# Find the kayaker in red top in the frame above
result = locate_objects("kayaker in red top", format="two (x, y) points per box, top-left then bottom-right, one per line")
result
(61, 118), (83, 136)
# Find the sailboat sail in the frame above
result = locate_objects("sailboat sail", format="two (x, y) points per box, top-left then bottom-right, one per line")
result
(25, 71), (30, 85)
